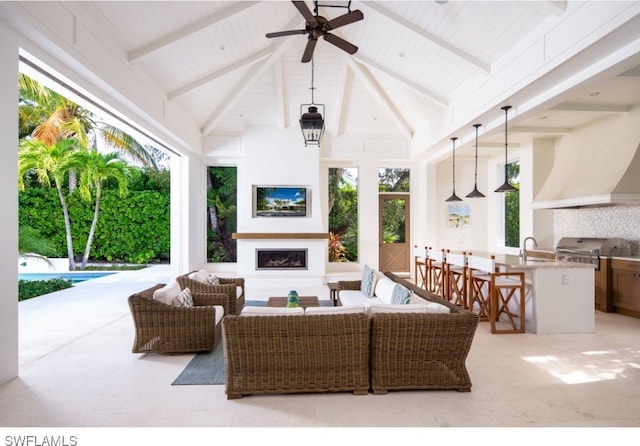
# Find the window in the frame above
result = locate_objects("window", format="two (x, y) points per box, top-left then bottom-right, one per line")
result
(503, 161), (520, 248)
(378, 168), (410, 192)
(378, 168), (410, 246)
(328, 168), (358, 262)
(206, 166), (237, 262)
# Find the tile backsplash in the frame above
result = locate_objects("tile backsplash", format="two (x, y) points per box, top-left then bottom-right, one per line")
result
(554, 205), (640, 255)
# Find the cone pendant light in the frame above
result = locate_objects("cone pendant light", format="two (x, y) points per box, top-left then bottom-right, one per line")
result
(466, 123), (485, 198)
(495, 105), (518, 192)
(446, 137), (462, 202)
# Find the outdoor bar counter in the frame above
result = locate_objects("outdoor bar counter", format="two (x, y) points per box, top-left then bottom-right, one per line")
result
(474, 252), (596, 334)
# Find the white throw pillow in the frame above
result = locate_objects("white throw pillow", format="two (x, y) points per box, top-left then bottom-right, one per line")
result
(305, 305), (366, 315)
(152, 282), (181, 305)
(188, 269), (210, 284)
(173, 288), (193, 307)
(368, 304), (429, 314)
(208, 274), (220, 285)
(374, 277), (397, 304)
(240, 306), (304, 316)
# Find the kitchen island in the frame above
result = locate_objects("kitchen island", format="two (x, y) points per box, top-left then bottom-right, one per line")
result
(489, 254), (595, 334)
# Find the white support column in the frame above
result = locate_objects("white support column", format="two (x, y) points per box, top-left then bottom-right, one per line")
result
(0, 24), (20, 384)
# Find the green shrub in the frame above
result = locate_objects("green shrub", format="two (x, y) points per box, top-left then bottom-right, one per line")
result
(18, 279), (72, 301)
(19, 187), (170, 264)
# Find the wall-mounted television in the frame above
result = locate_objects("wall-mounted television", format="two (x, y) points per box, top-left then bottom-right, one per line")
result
(253, 186), (308, 217)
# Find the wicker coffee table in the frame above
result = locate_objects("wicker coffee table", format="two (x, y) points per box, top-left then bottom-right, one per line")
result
(267, 296), (320, 308)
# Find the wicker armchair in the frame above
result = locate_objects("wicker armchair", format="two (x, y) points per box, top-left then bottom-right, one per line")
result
(176, 271), (245, 315)
(128, 284), (223, 354)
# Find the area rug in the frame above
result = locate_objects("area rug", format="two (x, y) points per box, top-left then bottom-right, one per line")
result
(171, 299), (331, 385)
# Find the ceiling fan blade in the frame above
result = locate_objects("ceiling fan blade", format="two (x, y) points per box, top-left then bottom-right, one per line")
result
(323, 33), (358, 55)
(325, 10), (363, 31)
(301, 37), (317, 63)
(293, 1), (317, 26)
(266, 29), (307, 38)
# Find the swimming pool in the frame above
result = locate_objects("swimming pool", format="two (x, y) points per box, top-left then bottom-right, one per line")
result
(18, 271), (116, 284)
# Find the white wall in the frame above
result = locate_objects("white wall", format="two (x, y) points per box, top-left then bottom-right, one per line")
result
(432, 157), (490, 254)
(0, 26), (19, 384)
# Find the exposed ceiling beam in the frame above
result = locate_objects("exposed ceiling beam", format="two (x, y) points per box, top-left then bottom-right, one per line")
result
(274, 56), (286, 130)
(544, 1), (568, 15)
(550, 103), (633, 113)
(345, 56), (414, 139)
(127, 1), (260, 63)
(201, 37), (295, 136)
(510, 126), (572, 134)
(361, 2), (491, 74)
(167, 47), (272, 100)
(353, 54), (449, 107)
(333, 62), (349, 136)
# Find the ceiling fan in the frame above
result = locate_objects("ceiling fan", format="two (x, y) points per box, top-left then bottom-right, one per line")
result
(266, 1), (364, 63)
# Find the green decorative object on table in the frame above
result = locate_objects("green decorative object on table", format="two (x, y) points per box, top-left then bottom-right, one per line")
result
(287, 290), (300, 307)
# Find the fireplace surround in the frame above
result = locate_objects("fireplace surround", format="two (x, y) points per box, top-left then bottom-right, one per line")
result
(256, 249), (308, 270)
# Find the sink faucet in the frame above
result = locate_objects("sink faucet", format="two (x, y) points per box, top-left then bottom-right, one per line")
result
(521, 236), (538, 262)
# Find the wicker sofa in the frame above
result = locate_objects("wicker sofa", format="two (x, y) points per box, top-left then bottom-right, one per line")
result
(222, 312), (371, 399)
(176, 271), (245, 315)
(369, 272), (479, 394)
(128, 284), (225, 354)
(222, 272), (478, 398)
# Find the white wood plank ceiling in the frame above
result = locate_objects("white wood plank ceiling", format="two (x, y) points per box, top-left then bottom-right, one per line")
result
(29, 1), (640, 159)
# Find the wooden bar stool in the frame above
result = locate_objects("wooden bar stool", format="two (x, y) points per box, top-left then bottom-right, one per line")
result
(426, 248), (447, 299)
(467, 254), (526, 334)
(445, 251), (467, 308)
(414, 245), (428, 289)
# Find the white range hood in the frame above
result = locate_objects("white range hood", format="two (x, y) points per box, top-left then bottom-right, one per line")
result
(532, 108), (640, 209)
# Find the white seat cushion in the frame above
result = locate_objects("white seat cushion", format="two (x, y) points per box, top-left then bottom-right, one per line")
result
(338, 290), (382, 307)
(305, 305), (366, 315)
(369, 304), (429, 314)
(240, 306), (304, 316)
(213, 305), (224, 325)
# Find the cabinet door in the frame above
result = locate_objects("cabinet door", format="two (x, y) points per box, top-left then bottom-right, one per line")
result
(611, 264), (640, 314)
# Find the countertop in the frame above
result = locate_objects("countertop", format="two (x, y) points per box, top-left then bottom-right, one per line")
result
(467, 252), (595, 269)
(610, 255), (640, 262)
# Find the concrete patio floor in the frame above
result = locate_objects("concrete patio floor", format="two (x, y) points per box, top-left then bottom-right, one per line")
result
(1, 265), (639, 441)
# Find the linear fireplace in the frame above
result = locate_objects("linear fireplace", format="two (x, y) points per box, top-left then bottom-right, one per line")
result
(256, 249), (308, 270)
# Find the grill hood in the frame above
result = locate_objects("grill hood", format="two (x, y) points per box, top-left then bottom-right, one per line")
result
(531, 108), (640, 209)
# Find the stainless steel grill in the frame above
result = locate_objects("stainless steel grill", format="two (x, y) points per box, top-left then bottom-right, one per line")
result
(555, 237), (631, 269)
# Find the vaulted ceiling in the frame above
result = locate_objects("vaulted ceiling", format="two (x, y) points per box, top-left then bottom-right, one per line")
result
(10, 1), (640, 161)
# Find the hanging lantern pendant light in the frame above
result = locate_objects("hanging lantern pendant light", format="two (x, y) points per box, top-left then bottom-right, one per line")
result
(466, 123), (485, 198)
(446, 137), (462, 202)
(495, 105), (517, 192)
(299, 57), (325, 147)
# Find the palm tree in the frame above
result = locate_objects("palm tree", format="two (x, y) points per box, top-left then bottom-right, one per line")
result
(66, 150), (130, 269)
(18, 73), (159, 169)
(18, 138), (78, 270)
